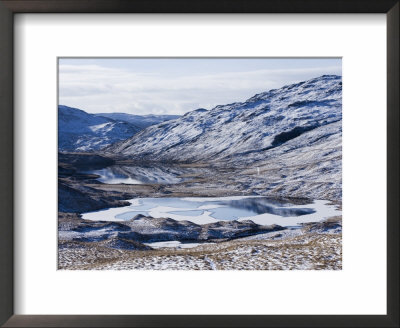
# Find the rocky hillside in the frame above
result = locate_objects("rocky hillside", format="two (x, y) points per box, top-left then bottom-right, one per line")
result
(58, 212), (285, 247)
(105, 75), (342, 166)
(58, 213), (342, 270)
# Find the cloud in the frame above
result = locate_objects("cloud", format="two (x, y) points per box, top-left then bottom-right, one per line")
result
(59, 63), (341, 115)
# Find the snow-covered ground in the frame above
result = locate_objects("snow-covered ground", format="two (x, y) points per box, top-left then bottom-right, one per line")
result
(59, 232), (342, 270)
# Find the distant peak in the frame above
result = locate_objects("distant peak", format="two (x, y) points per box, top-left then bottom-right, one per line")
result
(321, 74), (341, 78)
(313, 74), (341, 80)
(183, 108), (208, 116)
(58, 104), (89, 115)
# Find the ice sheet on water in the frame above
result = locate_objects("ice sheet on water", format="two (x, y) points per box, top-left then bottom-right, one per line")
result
(82, 196), (341, 227)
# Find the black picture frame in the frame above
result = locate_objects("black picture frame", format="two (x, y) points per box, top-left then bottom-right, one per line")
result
(0, 1), (398, 327)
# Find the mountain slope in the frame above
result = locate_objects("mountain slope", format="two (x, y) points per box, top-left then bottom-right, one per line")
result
(58, 105), (140, 152)
(105, 75), (342, 165)
(96, 113), (180, 129)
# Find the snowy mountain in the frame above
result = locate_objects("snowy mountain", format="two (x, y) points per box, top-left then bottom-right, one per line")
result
(105, 75), (342, 166)
(58, 105), (141, 152)
(96, 113), (180, 129)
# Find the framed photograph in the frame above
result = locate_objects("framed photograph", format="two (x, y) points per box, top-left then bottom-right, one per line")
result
(57, 57), (343, 272)
(0, 1), (398, 327)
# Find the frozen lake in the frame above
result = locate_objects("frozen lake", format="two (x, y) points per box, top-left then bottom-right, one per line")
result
(84, 164), (199, 185)
(82, 196), (341, 227)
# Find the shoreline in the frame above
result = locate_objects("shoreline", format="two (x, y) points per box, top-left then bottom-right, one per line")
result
(58, 154), (342, 270)
(58, 210), (342, 270)
(58, 224), (342, 270)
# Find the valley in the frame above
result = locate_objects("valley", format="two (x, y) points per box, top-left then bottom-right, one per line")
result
(58, 74), (342, 270)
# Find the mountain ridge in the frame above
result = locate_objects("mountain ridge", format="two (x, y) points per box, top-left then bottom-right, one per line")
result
(58, 105), (142, 152)
(104, 75), (342, 166)
(95, 112), (180, 129)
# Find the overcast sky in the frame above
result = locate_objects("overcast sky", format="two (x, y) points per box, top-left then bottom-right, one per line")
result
(59, 58), (341, 115)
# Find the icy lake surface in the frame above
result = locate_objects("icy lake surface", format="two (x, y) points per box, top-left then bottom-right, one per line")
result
(82, 196), (341, 227)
